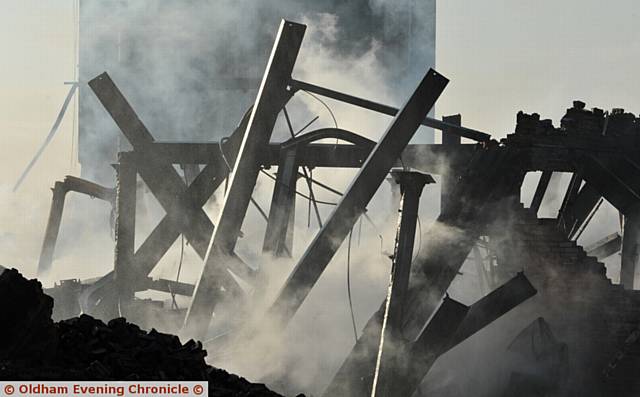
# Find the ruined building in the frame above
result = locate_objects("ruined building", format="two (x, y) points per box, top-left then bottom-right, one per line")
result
(11, 6), (640, 397)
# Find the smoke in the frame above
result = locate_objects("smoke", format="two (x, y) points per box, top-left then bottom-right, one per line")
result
(8, 1), (441, 395)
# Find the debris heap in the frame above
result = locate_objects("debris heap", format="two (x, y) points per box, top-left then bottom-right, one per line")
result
(0, 268), (288, 397)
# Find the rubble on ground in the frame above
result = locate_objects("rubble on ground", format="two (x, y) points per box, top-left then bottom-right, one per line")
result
(0, 268), (292, 397)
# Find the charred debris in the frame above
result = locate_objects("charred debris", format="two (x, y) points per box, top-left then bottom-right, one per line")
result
(11, 19), (640, 397)
(0, 268), (288, 397)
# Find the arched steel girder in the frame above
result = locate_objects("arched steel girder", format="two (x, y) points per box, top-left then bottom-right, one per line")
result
(281, 128), (375, 150)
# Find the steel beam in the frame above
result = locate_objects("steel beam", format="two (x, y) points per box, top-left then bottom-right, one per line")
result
(263, 147), (299, 257)
(145, 141), (475, 173)
(557, 173), (582, 231)
(323, 296), (467, 397)
(37, 182), (67, 276)
(391, 297), (469, 397)
(264, 69), (448, 330)
(131, 117), (249, 277)
(558, 181), (601, 240)
(289, 79), (489, 142)
(37, 177), (115, 276)
(530, 171), (552, 215)
(621, 210), (640, 289)
(89, 73), (250, 290)
(441, 115), (461, 216)
(184, 20), (306, 338)
(581, 155), (640, 214)
(449, 272), (536, 345)
(89, 73), (214, 260)
(396, 272), (536, 396)
(585, 232), (622, 260)
(401, 147), (526, 339)
(114, 152), (137, 307)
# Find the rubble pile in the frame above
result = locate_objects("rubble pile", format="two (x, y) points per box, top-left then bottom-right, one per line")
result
(0, 268), (287, 397)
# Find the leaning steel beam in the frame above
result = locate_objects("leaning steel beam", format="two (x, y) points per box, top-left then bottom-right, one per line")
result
(401, 147), (526, 339)
(449, 272), (536, 345)
(557, 173), (583, 234)
(585, 232), (622, 260)
(265, 69), (448, 329)
(530, 171), (552, 215)
(395, 272), (537, 397)
(290, 79), (489, 142)
(132, 113), (250, 277)
(564, 183), (602, 240)
(323, 296), (468, 397)
(386, 297), (469, 397)
(89, 73), (250, 286)
(581, 154), (640, 214)
(184, 20), (306, 338)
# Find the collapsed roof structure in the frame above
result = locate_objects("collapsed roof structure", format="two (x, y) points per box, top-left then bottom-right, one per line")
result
(28, 18), (640, 397)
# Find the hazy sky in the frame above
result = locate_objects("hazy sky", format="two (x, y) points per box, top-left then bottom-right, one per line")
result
(1, 0), (639, 275)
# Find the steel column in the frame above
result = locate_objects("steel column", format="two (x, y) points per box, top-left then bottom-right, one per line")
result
(114, 152), (137, 307)
(372, 171), (434, 397)
(621, 210), (640, 289)
(263, 147), (299, 257)
(37, 182), (67, 276)
(441, 114), (461, 216)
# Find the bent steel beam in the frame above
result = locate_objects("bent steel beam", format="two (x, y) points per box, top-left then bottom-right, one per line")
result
(38, 176), (115, 276)
(282, 127), (376, 149)
(265, 69), (448, 329)
(184, 20), (306, 338)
